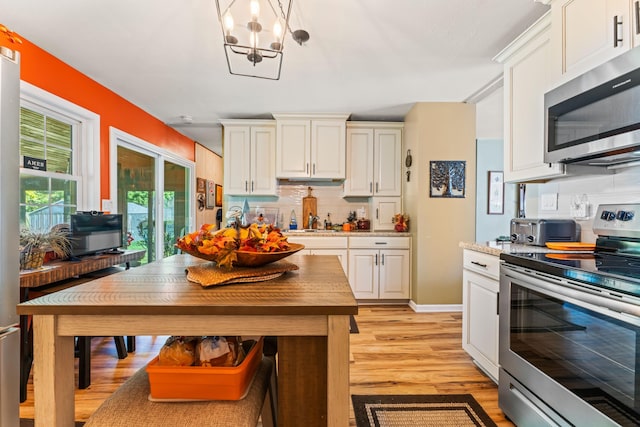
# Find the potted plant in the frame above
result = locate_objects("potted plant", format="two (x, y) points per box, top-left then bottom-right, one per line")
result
(19, 227), (71, 270)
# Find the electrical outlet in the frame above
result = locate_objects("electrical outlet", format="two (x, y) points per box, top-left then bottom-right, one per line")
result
(570, 202), (589, 219)
(102, 199), (113, 212)
(541, 193), (558, 211)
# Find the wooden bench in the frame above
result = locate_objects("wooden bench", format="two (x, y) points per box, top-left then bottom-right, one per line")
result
(85, 357), (276, 427)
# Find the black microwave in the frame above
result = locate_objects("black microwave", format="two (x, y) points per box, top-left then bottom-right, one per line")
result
(544, 47), (640, 167)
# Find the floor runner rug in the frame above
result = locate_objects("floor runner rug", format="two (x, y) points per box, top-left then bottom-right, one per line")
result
(351, 394), (497, 427)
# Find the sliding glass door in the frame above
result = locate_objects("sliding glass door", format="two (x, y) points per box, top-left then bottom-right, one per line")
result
(112, 130), (193, 264)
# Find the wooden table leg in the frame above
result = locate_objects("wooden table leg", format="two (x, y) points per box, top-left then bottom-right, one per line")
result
(33, 315), (75, 427)
(327, 315), (350, 427)
(277, 315), (350, 427)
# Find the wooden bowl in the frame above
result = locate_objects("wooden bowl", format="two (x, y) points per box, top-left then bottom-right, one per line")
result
(181, 243), (305, 268)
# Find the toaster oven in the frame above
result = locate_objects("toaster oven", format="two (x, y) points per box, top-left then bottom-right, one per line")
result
(510, 218), (579, 246)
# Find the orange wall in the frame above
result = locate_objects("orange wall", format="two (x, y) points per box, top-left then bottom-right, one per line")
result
(2, 30), (195, 201)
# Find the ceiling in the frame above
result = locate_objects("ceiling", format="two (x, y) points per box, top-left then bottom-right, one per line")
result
(1, 0), (549, 156)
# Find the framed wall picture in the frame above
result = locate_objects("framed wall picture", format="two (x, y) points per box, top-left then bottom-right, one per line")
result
(206, 180), (215, 209)
(196, 177), (206, 193)
(429, 160), (466, 198)
(215, 184), (223, 207)
(488, 170), (504, 215)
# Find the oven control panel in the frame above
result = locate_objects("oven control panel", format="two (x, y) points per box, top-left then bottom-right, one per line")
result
(592, 203), (640, 238)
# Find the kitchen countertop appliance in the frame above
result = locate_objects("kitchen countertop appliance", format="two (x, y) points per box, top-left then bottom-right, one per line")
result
(510, 218), (579, 246)
(499, 203), (640, 426)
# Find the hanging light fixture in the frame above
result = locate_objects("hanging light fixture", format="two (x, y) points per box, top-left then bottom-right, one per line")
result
(215, 0), (310, 80)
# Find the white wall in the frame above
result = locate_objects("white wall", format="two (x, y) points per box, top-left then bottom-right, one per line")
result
(476, 139), (516, 242)
(475, 87), (503, 140)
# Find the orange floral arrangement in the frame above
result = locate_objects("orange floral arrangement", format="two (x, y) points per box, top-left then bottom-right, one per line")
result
(176, 223), (290, 268)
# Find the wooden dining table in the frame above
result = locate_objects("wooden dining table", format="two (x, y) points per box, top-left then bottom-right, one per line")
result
(16, 253), (358, 427)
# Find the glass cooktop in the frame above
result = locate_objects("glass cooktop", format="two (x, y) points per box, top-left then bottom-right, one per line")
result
(500, 251), (640, 298)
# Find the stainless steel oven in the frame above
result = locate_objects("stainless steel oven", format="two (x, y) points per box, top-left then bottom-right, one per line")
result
(499, 203), (640, 427)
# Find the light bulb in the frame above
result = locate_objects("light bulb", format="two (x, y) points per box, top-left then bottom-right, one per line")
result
(250, 0), (260, 20)
(250, 32), (259, 48)
(273, 20), (283, 40)
(223, 12), (234, 32)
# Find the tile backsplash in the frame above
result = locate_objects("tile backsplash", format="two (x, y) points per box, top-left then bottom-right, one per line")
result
(225, 181), (372, 229)
(525, 165), (640, 242)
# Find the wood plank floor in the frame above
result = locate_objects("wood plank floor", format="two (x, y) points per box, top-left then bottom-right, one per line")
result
(19, 305), (514, 426)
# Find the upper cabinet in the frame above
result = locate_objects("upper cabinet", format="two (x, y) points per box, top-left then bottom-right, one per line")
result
(344, 122), (403, 197)
(550, 0), (639, 84)
(495, 12), (566, 183)
(221, 120), (277, 196)
(274, 114), (349, 180)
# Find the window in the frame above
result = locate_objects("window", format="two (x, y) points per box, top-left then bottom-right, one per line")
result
(19, 81), (101, 230)
(19, 105), (79, 229)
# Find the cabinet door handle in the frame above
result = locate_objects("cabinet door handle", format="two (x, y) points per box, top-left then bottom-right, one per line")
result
(635, 2), (640, 35)
(251, 181), (254, 192)
(374, 242), (387, 245)
(306, 163), (309, 174)
(375, 182), (379, 193)
(375, 253), (378, 266)
(381, 253), (385, 265)
(376, 208), (379, 219)
(369, 182), (373, 193)
(245, 181), (248, 192)
(313, 163), (316, 175)
(614, 15), (623, 47)
(471, 261), (488, 268)
(496, 292), (500, 316)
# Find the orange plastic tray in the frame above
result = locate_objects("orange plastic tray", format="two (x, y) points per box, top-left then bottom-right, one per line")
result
(146, 337), (263, 401)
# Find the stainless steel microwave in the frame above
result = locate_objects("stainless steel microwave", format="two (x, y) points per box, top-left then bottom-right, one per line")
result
(544, 47), (640, 167)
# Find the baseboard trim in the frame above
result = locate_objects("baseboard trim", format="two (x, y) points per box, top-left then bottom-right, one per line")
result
(408, 301), (463, 313)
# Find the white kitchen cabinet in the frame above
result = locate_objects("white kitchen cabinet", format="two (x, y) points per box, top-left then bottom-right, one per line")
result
(348, 236), (410, 300)
(344, 123), (403, 197)
(495, 12), (565, 183)
(284, 235), (348, 274)
(462, 249), (500, 383)
(371, 197), (401, 231)
(274, 114), (349, 180)
(221, 120), (276, 196)
(550, 0), (636, 84)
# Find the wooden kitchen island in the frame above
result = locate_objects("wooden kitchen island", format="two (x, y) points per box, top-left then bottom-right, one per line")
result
(17, 253), (357, 427)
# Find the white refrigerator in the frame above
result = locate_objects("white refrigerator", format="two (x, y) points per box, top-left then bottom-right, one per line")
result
(0, 45), (21, 427)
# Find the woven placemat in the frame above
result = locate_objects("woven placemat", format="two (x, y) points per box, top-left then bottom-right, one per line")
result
(186, 261), (299, 287)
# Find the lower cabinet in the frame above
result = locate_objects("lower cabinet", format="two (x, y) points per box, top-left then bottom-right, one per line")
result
(348, 237), (410, 300)
(462, 249), (499, 383)
(285, 236), (348, 275)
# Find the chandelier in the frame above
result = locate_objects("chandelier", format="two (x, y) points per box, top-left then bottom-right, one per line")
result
(215, 0), (309, 80)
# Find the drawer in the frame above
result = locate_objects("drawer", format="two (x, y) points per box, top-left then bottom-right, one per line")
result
(285, 236), (348, 249)
(349, 236), (411, 249)
(463, 249), (500, 280)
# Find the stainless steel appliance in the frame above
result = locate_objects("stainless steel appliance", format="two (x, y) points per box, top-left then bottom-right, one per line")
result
(544, 46), (640, 167)
(499, 203), (640, 426)
(509, 218), (579, 246)
(0, 45), (21, 427)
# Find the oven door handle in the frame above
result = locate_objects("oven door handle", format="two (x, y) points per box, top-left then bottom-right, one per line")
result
(502, 267), (640, 327)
